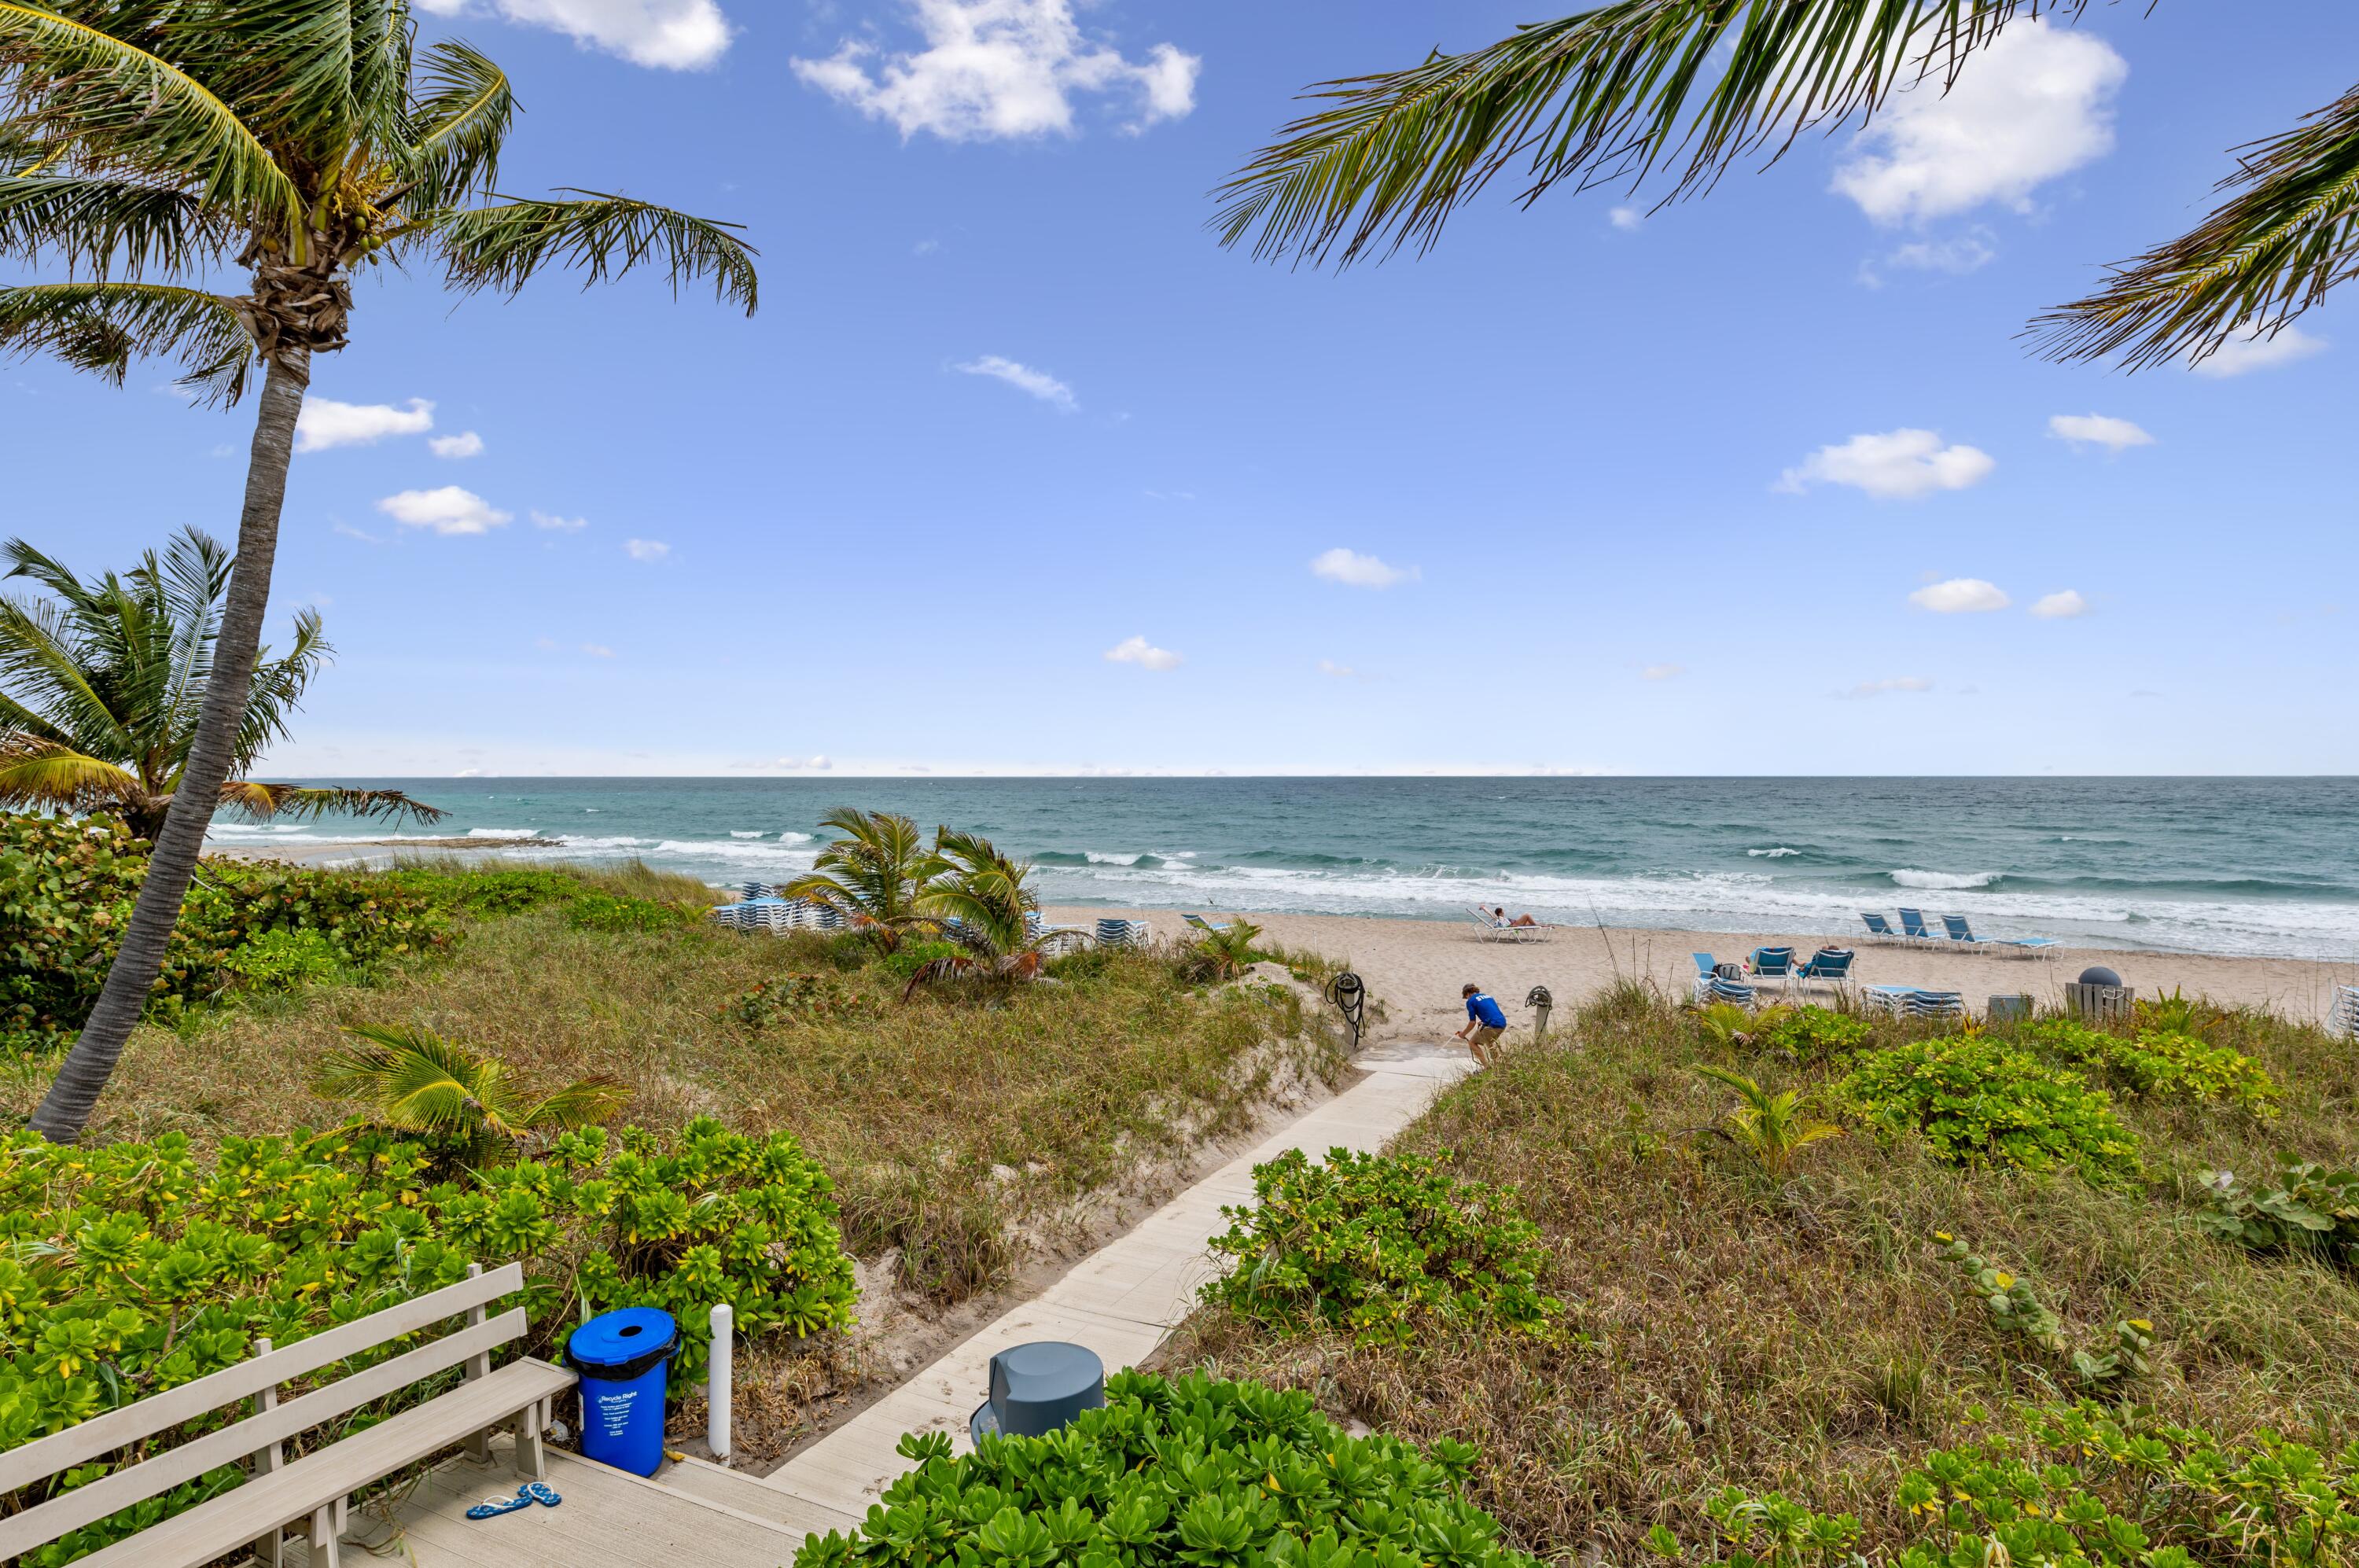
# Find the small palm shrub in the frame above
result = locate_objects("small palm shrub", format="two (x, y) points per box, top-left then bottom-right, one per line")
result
(2198, 1158), (2359, 1270)
(1838, 1037), (2144, 1189)
(1187, 918), (1266, 983)
(315, 1023), (631, 1159)
(1695, 1066), (1838, 1176)
(793, 1371), (1540, 1568)
(2022, 1018), (2279, 1117)
(1202, 1147), (1559, 1345)
(1670, 1404), (2359, 1568)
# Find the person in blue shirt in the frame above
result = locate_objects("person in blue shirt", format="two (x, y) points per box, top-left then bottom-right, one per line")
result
(1456, 984), (1507, 1066)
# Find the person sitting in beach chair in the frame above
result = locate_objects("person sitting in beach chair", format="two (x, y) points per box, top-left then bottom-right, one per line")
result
(1456, 983), (1508, 1067)
(1492, 905), (1540, 928)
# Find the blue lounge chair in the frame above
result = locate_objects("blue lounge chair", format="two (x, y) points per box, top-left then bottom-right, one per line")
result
(1938, 915), (1989, 949)
(1095, 917), (1153, 950)
(1793, 948), (1855, 992)
(1863, 986), (1964, 1020)
(1747, 946), (1796, 977)
(1183, 913), (1233, 936)
(1860, 912), (1901, 944)
(1941, 913), (2061, 957)
(1697, 974), (1758, 1008)
(1897, 908), (1941, 943)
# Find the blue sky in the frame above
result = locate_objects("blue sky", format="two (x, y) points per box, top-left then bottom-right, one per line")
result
(13, 1), (2358, 776)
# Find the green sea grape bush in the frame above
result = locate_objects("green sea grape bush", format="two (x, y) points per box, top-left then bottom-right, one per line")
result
(1201, 1147), (1560, 1345)
(793, 1371), (1541, 1568)
(566, 891), (690, 934)
(2198, 1158), (2359, 1268)
(215, 926), (344, 993)
(1929, 1234), (2152, 1386)
(2022, 1018), (2280, 1117)
(725, 974), (883, 1029)
(0, 814), (144, 1039)
(1664, 1404), (2359, 1568)
(1755, 1006), (1871, 1062)
(1838, 1037), (2144, 1189)
(0, 1117), (854, 1556)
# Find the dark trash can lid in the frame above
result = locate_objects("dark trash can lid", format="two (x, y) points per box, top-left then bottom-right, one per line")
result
(970, 1341), (1104, 1443)
(2077, 966), (2123, 988)
(567, 1307), (676, 1380)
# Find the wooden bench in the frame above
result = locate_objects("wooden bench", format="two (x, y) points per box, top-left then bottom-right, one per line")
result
(0, 1261), (576, 1568)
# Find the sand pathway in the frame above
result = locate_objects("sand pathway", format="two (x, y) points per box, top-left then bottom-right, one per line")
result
(751, 1040), (1474, 1526)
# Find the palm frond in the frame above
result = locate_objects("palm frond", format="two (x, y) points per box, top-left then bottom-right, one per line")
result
(404, 39), (513, 208)
(316, 1022), (510, 1138)
(517, 1074), (631, 1133)
(0, 590), (137, 756)
(0, 175), (236, 279)
(218, 781), (448, 827)
(155, 526), (230, 740)
(0, 2), (303, 240)
(1215, 0), (2068, 267)
(0, 738), (138, 813)
(2033, 81), (2359, 370)
(0, 280), (253, 403)
(430, 190), (758, 314)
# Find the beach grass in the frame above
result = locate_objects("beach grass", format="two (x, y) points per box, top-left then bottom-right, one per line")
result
(1, 862), (1348, 1305)
(1164, 985), (2359, 1562)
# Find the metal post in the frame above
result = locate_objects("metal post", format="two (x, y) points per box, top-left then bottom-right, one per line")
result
(1325, 971), (1366, 1052)
(707, 1303), (733, 1463)
(1525, 984), (1553, 1045)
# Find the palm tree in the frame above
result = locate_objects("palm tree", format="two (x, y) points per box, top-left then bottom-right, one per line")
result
(316, 1021), (631, 1160)
(1216, 2), (2358, 370)
(906, 827), (1058, 993)
(1188, 917), (1264, 982)
(2, 2), (757, 1143)
(780, 808), (944, 952)
(0, 528), (441, 841)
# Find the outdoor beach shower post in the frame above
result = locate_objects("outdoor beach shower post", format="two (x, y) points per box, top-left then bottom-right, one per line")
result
(1325, 971), (1366, 1052)
(707, 1303), (732, 1464)
(1526, 984), (1552, 1044)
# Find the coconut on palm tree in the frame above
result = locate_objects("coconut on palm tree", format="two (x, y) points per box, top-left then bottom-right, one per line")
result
(1216, 2), (2359, 369)
(780, 808), (944, 952)
(0, 528), (441, 842)
(1, 1), (757, 1142)
(905, 827), (1059, 993)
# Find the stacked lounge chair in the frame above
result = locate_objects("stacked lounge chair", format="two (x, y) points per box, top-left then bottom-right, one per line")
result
(1861, 986), (1967, 1020)
(1095, 917), (1154, 950)
(2334, 985), (2359, 1040)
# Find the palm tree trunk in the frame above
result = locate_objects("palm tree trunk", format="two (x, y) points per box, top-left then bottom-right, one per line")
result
(28, 348), (311, 1144)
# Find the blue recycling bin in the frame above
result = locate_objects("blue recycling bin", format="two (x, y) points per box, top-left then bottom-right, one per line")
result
(566, 1307), (676, 1476)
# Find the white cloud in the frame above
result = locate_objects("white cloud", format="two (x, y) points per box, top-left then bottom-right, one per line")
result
(1776, 429), (1994, 499)
(429, 431), (485, 459)
(956, 355), (1076, 411)
(2048, 413), (2153, 452)
(2029, 589), (2089, 620)
(332, 521), (384, 544)
(296, 397), (433, 452)
(793, 0), (1198, 142)
(531, 510), (589, 532)
(913, 237), (940, 256)
(1105, 635), (1180, 672)
(2190, 323), (2327, 377)
(1309, 547), (1419, 589)
(1909, 577), (2011, 613)
(412, 0), (730, 70)
(1843, 676), (1935, 699)
(580, 643), (616, 657)
(1609, 205), (1643, 231)
(1316, 659), (1360, 679)
(1861, 228), (1996, 285)
(1640, 664), (1687, 681)
(623, 538), (670, 561)
(376, 487), (510, 536)
(1832, 20), (2126, 224)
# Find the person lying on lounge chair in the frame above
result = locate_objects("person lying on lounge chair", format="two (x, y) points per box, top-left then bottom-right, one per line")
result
(1492, 907), (1540, 927)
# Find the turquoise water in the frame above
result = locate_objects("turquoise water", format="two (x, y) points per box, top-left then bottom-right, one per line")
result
(208, 777), (2359, 959)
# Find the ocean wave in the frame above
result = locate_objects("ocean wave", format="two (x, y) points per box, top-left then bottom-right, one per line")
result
(730, 831), (765, 840)
(1749, 847), (1801, 859)
(465, 828), (547, 841)
(778, 831), (813, 845)
(1890, 869), (2003, 890)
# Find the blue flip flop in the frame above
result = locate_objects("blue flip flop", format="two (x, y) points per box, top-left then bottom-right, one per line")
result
(465, 1487), (535, 1522)
(521, 1482), (563, 1509)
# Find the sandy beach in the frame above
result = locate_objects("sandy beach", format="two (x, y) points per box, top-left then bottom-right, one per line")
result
(1048, 906), (2359, 1037)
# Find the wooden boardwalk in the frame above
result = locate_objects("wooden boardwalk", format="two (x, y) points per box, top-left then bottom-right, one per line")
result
(274, 1043), (1471, 1568)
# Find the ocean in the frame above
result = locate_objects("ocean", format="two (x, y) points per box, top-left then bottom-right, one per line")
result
(206, 777), (2359, 959)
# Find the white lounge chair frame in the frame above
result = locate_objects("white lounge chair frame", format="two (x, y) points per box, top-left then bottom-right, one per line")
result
(0, 1262), (574, 1568)
(1467, 904), (1550, 944)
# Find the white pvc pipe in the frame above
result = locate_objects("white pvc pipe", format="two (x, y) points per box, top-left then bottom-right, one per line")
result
(707, 1303), (733, 1463)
